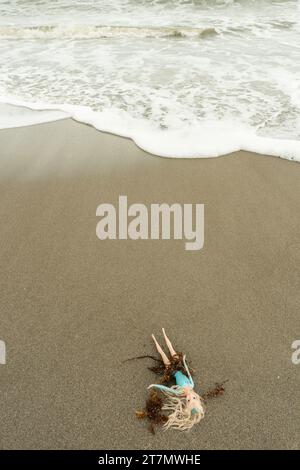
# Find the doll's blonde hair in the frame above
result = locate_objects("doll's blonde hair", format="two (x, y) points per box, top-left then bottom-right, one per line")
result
(161, 387), (205, 431)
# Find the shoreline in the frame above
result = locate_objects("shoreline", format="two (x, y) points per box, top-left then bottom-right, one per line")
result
(0, 119), (300, 449)
(1, 102), (300, 162)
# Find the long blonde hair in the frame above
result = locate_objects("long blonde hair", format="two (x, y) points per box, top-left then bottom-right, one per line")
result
(161, 387), (205, 431)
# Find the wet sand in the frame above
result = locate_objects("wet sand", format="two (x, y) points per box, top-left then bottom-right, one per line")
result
(0, 119), (299, 449)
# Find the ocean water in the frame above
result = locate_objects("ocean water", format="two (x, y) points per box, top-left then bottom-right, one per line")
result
(0, 0), (299, 161)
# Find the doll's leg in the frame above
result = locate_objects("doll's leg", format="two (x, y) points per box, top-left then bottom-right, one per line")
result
(162, 328), (178, 357)
(151, 334), (170, 367)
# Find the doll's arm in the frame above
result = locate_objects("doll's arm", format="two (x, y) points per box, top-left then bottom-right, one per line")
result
(183, 355), (194, 388)
(148, 384), (182, 396)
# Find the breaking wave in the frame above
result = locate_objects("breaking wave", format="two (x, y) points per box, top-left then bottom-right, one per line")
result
(0, 24), (219, 40)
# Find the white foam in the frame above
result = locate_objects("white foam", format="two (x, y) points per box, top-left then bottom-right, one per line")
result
(1, 98), (299, 162)
(0, 102), (69, 129)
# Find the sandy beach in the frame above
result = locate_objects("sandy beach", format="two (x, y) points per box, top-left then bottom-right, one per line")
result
(0, 118), (300, 449)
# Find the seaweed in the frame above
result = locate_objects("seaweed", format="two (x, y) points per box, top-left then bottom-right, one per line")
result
(149, 352), (189, 383)
(135, 389), (168, 434)
(202, 380), (228, 401)
(124, 352), (194, 384)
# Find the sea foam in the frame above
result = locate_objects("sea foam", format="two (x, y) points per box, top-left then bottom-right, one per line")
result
(1, 99), (299, 162)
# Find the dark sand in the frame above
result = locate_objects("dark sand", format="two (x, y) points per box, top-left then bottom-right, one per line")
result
(0, 119), (299, 449)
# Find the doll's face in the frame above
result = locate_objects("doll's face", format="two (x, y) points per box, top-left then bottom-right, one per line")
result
(185, 390), (203, 416)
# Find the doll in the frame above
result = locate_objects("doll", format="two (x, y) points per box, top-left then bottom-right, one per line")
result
(135, 328), (226, 432)
(146, 328), (205, 431)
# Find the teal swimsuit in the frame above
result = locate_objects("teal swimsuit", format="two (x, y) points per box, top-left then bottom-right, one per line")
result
(174, 370), (193, 388)
(148, 356), (194, 396)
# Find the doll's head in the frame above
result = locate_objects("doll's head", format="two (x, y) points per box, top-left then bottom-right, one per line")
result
(162, 388), (205, 431)
(185, 389), (204, 417)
